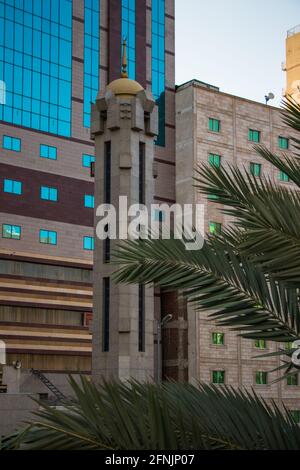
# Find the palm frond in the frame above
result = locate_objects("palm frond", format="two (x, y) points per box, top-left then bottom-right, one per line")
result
(194, 164), (300, 283)
(113, 237), (300, 342)
(4, 378), (300, 450)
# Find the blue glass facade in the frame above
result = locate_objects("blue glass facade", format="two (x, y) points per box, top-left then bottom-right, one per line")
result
(152, 0), (165, 146)
(0, 0), (72, 137)
(83, 0), (99, 128)
(121, 0), (135, 80)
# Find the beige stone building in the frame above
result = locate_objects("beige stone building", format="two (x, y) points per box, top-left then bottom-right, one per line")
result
(176, 79), (300, 414)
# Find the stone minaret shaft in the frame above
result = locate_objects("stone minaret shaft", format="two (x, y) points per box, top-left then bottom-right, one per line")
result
(91, 69), (158, 381)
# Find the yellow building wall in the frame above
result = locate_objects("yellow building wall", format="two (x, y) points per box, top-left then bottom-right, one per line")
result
(285, 27), (300, 103)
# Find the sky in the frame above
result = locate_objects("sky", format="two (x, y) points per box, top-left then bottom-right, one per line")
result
(175, 0), (300, 106)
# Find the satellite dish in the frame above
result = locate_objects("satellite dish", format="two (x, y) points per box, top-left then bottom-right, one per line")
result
(265, 92), (275, 104)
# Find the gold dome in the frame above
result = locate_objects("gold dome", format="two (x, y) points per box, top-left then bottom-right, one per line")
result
(107, 77), (144, 98)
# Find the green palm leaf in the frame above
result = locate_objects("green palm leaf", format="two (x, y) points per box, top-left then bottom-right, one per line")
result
(194, 164), (300, 283)
(113, 237), (300, 342)
(3, 378), (300, 450)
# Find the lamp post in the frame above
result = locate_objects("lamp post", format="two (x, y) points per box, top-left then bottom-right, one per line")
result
(157, 314), (173, 383)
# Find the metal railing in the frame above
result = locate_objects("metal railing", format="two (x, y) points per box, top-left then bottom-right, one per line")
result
(287, 25), (300, 37)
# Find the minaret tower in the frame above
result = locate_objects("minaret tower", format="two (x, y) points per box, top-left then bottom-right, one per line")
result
(91, 41), (158, 381)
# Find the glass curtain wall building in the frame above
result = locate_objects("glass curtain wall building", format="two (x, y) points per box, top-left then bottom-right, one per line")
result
(0, 0), (175, 381)
(0, 0), (72, 136)
(121, 0), (135, 80)
(83, 0), (99, 128)
(152, 0), (165, 146)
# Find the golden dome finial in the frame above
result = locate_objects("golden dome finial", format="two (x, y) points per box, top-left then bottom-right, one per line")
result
(121, 37), (128, 78)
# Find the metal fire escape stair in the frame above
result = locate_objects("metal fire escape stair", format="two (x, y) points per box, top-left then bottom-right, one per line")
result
(0, 365), (7, 393)
(30, 369), (66, 402)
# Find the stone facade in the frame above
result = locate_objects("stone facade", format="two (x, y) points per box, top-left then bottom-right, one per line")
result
(176, 79), (300, 410)
(91, 84), (158, 381)
(0, 0), (176, 378)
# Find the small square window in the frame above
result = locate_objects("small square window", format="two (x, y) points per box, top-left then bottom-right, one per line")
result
(290, 410), (300, 423)
(39, 229), (57, 245)
(285, 341), (294, 351)
(208, 193), (219, 201)
(3, 135), (21, 152)
(84, 194), (94, 208)
(212, 370), (225, 384)
(2, 224), (21, 240)
(209, 118), (220, 133)
(212, 332), (224, 345)
(254, 339), (266, 349)
(3, 179), (22, 195)
(249, 129), (260, 143)
(209, 221), (222, 235)
(208, 153), (221, 167)
(82, 154), (95, 168)
(83, 236), (94, 251)
(287, 374), (298, 386)
(280, 171), (289, 182)
(256, 371), (268, 385)
(278, 136), (289, 150)
(40, 144), (57, 160)
(40, 186), (58, 201)
(250, 162), (262, 177)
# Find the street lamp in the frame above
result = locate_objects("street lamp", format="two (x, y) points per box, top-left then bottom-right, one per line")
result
(157, 314), (173, 383)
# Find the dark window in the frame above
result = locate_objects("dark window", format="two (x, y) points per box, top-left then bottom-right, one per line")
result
(139, 142), (145, 205)
(104, 142), (111, 204)
(103, 142), (111, 263)
(139, 284), (145, 352)
(104, 224), (110, 263)
(103, 277), (110, 352)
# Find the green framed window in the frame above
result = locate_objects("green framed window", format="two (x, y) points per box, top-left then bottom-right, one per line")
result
(3, 135), (21, 152)
(280, 171), (289, 182)
(209, 118), (220, 133)
(285, 341), (294, 351)
(212, 370), (225, 384)
(84, 194), (94, 208)
(249, 129), (260, 143)
(40, 145), (57, 160)
(82, 154), (95, 168)
(3, 179), (22, 195)
(290, 410), (300, 423)
(212, 332), (224, 345)
(208, 153), (221, 167)
(209, 221), (222, 235)
(278, 136), (289, 150)
(40, 186), (58, 202)
(39, 229), (57, 245)
(256, 371), (268, 385)
(2, 224), (21, 240)
(250, 162), (262, 177)
(208, 194), (219, 201)
(287, 374), (298, 386)
(83, 236), (94, 251)
(254, 339), (266, 349)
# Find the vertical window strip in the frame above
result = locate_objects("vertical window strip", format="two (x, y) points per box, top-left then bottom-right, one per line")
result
(103, 141), (111, 262)
(152, 0), (165, 146)
(121, 0), (136, 80)
(138, 284), (145, 352)
(139, 142), (145, 205)
(83, 0), (100, 128)
(103, 277), (110, 352)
